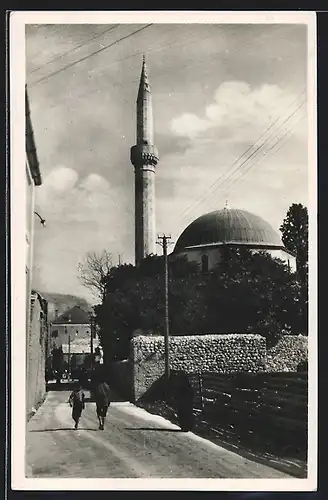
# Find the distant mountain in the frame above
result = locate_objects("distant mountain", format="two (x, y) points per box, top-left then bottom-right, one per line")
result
(39, 292), (93, 321)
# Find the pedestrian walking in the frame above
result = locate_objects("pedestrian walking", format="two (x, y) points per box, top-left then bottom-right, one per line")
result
(94, 381), (111, 430)
(68, 384), (85, 430)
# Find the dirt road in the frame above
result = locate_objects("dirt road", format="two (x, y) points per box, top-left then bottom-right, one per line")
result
(26, 390), (293, 479)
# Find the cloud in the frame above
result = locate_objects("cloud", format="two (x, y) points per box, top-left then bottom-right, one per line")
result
(170, 81), (303, 142)
(171, 113), (209, 139)
(33, 167), (134, 299)
(80, 173), (108, 191)
(42, 166), (79, 192)
(36, 167), (126, 224)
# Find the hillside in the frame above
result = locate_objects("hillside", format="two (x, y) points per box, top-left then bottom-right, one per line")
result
(40, 292), (92, 321)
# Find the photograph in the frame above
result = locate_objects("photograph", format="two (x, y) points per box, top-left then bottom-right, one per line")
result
(11, 10), (317, 491)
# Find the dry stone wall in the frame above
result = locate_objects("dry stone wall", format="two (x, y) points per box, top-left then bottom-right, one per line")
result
(131, 334), (266, 400)
(265, 334), (308, 372)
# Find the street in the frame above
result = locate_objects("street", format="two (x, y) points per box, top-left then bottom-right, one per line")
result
(26, 390), (293, 479)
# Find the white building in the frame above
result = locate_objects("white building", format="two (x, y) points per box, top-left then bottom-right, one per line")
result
(50, 306), (100, 367)
(25, 86), (42, 327)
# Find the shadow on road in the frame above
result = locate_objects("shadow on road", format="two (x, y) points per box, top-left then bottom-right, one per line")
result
(30, 427), (98, 432)
(124, 427), (183, 432)
(46, 382), (77, 392)
(46, 382), (127, 403)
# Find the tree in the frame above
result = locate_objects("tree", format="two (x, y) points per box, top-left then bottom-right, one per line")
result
(77, 250), (113, 301)
(95, 251), (305, 359)
(205, 249), (305, 345)
(280, 204), (308, 330)
(280, 203), (308, 285)
(95, 255), (205, 360)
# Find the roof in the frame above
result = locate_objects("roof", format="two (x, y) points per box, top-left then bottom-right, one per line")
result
(52, 305), (90, 325)
(174, 208), (283, 253)
(137, 55), (151, 101)
(25, 86), (42, 186)
(30, 291), (48, 315)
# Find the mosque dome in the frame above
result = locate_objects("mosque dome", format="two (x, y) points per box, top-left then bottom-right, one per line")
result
(174, 208), (283, 253)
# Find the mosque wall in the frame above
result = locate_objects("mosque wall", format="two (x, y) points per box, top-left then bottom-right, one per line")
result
(175, 248), (222, 270)
(267, 249), (297, 272)
(174, 246), (296, 273)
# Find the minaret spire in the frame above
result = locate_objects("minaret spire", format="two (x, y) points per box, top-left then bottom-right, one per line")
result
(131, 57), (159, 266)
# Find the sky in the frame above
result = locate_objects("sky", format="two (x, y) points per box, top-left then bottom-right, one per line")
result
(25, 21), (309, 303)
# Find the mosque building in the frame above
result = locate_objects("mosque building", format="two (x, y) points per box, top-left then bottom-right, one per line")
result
(131, 59), (296, 273)
(172, 204), (296, 272)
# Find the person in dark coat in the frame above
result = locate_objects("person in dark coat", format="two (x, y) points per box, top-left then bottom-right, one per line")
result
(91, 365), (111, 430)
(69, 384), (85, 430)
(94, 381), (111, 430)
(175, 371), (195, 432)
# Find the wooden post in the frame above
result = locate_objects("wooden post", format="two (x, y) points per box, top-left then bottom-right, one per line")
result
(157, 234), (172, 399)
(163, 235), (170, 387)
(68, 331), (71, 380)
(90, 315), (94, 355)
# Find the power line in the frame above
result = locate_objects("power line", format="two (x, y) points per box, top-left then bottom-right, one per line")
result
(28, 24), (276, 106)
(27, 25), (231, 106)
(28, 24), (153, 88)
(216, 113), (306, 201)
(196, 100), (306, 215)
(27, 24), (292, 117)
(176, 93), (306, 225)
(27, 25), (120, 76)
(89, 25), (231, 86)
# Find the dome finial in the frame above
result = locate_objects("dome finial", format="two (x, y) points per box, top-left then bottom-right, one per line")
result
(225, 199), (230, 209)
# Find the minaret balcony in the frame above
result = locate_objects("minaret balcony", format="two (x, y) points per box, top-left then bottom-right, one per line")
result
(130, 144), (159, 166)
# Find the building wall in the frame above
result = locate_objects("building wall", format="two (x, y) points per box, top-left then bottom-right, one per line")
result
(49, 323), (91, 351)
(25, 160), (35, 326)
(175, 246), (296, 272)
(25, 87), (44, 419)
(27, 293), (48, 418)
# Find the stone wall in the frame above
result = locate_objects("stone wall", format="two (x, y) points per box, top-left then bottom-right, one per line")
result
(265, 334), (308, 372)
(26, 293), (48, 419)
(131, 334), (266, 401)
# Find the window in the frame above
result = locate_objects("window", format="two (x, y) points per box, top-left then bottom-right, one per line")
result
(201, 254), (209, 273)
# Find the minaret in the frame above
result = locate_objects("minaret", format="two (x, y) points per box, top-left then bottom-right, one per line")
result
(130, 56), (159, 266)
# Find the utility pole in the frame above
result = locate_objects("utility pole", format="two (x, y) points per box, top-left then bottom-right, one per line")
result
(157, 234), (173, 398)
(68, 332), (71, 380)
(67, 314), (72, 380)
(90, 313), (94, 356)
